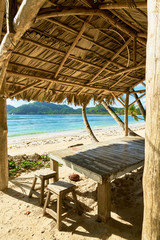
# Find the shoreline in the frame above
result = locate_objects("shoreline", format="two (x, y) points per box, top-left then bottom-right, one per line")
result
(8, 122), (145, 156)
(8, 121), (145, 140)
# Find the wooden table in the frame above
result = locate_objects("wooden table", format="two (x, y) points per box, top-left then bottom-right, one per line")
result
(48, 136), (144, 222)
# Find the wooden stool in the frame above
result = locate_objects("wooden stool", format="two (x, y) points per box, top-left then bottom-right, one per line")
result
(29, 169), (56, 205)
(43, 181), (81, 230)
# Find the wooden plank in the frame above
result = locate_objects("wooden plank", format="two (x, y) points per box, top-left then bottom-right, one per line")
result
(109, 160), (144, 181)
(49, 153), (103, 183)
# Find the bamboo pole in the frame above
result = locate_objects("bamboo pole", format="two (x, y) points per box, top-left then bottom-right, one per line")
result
(111, 93), (125, 107)
(125, 92), (129, 136)
(0, 80), (8, 190)
(46, 15), (92, 91)
(94, 64), (145, 84)
(99, 2), (147, 10)
(6, 70), (125, 94)
(128, 93), (146, 107)
(89, 37), (132, 83)
(55, 16), (92, 79)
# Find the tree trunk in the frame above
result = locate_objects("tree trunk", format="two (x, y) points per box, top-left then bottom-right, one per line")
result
(82, 104), (99, 142)
(132, 89), (146, 120)
(102, 100), (138, 136)
(0, 80), (8, 190)
(142, 1), (160, 239)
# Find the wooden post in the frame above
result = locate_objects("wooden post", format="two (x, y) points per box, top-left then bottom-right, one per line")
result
(0, 80), (8, 190)
(142, 1), (160, 239)
(125, 92), (129, 136)
(125, 93), (129, 136)
(97, 180), (111, 222)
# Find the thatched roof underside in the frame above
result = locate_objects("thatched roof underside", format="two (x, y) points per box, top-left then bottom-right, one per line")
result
(2, 0), (147, 105)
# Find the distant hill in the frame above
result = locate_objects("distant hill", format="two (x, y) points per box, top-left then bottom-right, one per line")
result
(7, 102), (125, 115)
(7, 105), (15, 113)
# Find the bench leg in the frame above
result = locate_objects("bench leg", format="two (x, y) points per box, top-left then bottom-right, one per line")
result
(72, 189), (82, 215)
(29, 176), (37, 198)
(50, 159), (59, 182)
(97, 180), (111, 222)
(43, 190), (51, 216)
(57, 193), (62, 231)
(40, 178), (45, 206)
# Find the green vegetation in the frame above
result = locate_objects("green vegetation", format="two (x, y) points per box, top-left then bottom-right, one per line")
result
(8, 154), (50, 177)
(7, 101), (130, 115)
(7, 105), (15, 112)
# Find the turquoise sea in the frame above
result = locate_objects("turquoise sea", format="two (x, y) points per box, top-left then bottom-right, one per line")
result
(7, 114), (144, 138)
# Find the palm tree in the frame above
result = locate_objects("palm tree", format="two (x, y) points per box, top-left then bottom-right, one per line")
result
(128, 104), (144, 121)
(82, 103), (99, 142)
(102, 100), (139, 136)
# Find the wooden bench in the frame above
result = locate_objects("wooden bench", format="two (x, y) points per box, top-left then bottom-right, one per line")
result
(29, 169), (56, 205)
(43, 181), (81, 230)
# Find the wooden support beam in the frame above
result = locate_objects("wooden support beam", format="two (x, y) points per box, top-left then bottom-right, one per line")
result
(129, 93), (145, 107)
(109, 60), (145, 89)
(37, 8), (101, 19)
(93, 64), (145, 84)
(99, 2), (147, 10)
(7, 81), (110, 99)
(129, 89), (145, 94)
(45, 18), (132, 65)
(55, 16), (92, 78)
(18, 35), (126, 71)
(37, 7), (146, 44)
(133, 37), (137, 66)
(0, 0), (5, 41)
(141, 82), (146, 87)
(10, 80), (40, 97)
(112, 93), (125, 107)
(89, 37), (132, 83)
(47, 15), (92, 91)
(0, 80), (8, 190)
(6, 70), (125, 94)
(125, 92), (129, 136)
(6, 0), (17, 33)
(0, 0), (46, 90)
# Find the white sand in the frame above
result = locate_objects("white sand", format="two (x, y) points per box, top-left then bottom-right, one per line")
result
(0, 123), (145, 240)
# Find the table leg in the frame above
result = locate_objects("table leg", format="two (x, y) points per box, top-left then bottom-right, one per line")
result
(97, 180), (111, 222)
(50, 159), (59, 181)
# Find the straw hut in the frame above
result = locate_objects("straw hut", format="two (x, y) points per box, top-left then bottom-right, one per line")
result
(0, 0), (159, 239)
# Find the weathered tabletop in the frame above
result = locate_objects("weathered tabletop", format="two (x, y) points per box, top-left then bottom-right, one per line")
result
(49, 136), (144, 222)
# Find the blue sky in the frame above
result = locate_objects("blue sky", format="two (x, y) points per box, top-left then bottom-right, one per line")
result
(7, 83), (146, 108)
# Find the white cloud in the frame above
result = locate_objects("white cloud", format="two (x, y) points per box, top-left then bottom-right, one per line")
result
(7, 99), (33, 107)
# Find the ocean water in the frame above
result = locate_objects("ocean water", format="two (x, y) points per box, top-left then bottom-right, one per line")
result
(7, 114), (144, 138)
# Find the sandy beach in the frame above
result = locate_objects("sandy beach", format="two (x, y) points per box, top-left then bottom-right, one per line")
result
(1, 123), (145, 240)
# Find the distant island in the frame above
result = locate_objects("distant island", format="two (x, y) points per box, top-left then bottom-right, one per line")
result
(7, 101), (141, 115)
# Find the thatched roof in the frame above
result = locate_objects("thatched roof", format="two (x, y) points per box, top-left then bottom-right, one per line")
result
(1, 0), (147, 105)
